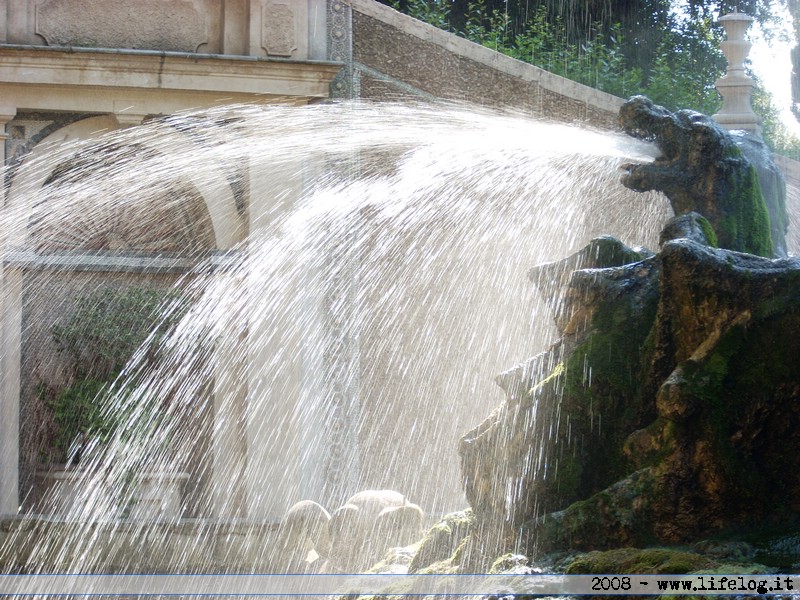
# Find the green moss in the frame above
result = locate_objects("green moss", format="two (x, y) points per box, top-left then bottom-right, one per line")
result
(416, 537), (469, 575)
(551, 273), (660, 502)
(365, 542), (421, 574)
(672, 306), (800, 511)
(565, 547), (715, 574)
(530, 361), (564, 394)
(696, 215), (718, 248)
(416, 559), (461, 574)
(740, 317), (800, 384)
(717, 163), (773, 257)
(408, 510), (473, 573)
(724, 144), (743, 160)
(489, 553), (528, 573)
(585, 236), (650, 266)
(676, 333), (746, 484)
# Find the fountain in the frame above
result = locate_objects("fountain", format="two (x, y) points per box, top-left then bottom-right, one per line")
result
(458, 94), (800, 573)
(0, 101), (669, 581)
(1, 3), (800, 596)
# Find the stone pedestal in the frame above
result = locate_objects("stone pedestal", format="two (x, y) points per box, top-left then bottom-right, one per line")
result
(129, 471), (190, 520)
(713, 11), (761, 136)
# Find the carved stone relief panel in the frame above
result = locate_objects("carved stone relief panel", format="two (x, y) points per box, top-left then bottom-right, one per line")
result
(34, 0), (212, 53)
(262, 2), (295, 57)
(257, 0), (308, 59)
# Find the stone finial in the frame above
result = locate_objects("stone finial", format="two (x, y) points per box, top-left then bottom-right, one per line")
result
(713, 11), (762, 136)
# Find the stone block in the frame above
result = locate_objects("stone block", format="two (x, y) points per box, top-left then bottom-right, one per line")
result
(35, 0), (212, 53)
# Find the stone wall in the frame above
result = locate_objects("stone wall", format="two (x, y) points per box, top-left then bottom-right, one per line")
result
(347, 0), (622, 127)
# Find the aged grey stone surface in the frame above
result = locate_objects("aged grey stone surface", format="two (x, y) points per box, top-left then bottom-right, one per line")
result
(36, 0), (210, 52)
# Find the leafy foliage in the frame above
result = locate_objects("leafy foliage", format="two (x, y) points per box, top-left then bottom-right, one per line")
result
(643, 14), (725, 115)
(49, 286), (186, 463)
(48, 378), (110, 463)
(391, 0), (450, 29)
(752, 73), (800, 157)
(381, 0), (800, 156)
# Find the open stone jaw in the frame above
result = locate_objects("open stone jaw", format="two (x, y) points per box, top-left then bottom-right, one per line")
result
(618, 95), (777, 258)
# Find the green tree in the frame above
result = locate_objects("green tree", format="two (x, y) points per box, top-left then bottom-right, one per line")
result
(380, 0), (800, 155)
(786, 0), (800, 126)
(643, 11), (724, 114)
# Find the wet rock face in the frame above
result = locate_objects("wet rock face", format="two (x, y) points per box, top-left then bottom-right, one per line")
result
(619, 95), (775, 258)
(635, 242), (800, 538)
(659, 211), (717, 248)
(461, 232), (800, 557)
(734, 132), (789, 257)
(460, 237), (661, 539)
(451, 100), (795, 570)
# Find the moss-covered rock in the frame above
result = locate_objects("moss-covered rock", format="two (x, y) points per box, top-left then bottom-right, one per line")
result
(735, 132), (789, 257)
(562, 545), (772, 576)
(455, 100), (798, 568)
(564, 547), (715, 575)
(488, 553), (533, 574)
(461, 238), (661, 546)
(659, 212), (718, 249)
(407, 509), (473, 573)
(463, 227), (800, 559)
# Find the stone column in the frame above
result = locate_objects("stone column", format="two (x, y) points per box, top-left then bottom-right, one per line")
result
(0, 107), (16, 169)
(0, 266), (22, 516)
(212, 303), (248, 519)
(713, 11), (761, 136)
(0, 107), (19, 515)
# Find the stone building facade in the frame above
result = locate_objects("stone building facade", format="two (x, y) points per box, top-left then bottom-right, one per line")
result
(0, 0), (342, 520)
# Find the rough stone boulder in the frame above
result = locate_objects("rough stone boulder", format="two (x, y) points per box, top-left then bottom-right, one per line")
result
(460, 237), (662, 552)
(451, 100), (795, 571)
(540, 240), (800, 551)
(276, 500), (331, 572)
(619, 95), (779, 257)
(460, 233), (800, 559)
(277, 490), (425, 573)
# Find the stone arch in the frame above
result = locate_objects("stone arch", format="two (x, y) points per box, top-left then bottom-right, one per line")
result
(0, 112), (249, 514)
(4, 114), (245, 252)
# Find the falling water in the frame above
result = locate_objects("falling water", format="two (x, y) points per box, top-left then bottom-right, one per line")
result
(0, 101), (668, 575)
